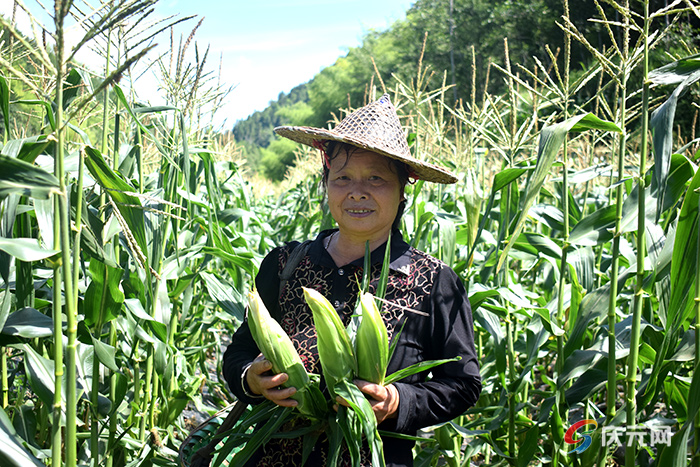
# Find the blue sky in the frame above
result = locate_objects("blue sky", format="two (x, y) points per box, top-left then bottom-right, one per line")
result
(2, 0), (413, 129)
(158, 0), (413, 127)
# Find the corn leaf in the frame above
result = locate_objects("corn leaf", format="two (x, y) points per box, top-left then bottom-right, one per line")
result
(655, 360), (700, 466)
(0, 74), (8, 140)
(0, 407), (45, 467)
(0, 237), (58, 262)
(0, 287), (9, 334)
(641, 168), (700, 409)
(376, 234), (392, 302)
(334, 379), (386, 467)
(384, 357), (461, 385)
(0, 154), (60, 200)
(84, 146), (148, 257)
(497, 113), (622, 271)
(649, 54), (700, 220)
(83, 258), (124, 327)
(224, 404), (293, 467)
(1, 308), (53, 338)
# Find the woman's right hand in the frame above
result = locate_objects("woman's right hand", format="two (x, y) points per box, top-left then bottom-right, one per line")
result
(246, 354), (299, 407)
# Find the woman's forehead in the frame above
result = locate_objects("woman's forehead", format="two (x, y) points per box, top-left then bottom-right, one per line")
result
(329, 148), (395, 171)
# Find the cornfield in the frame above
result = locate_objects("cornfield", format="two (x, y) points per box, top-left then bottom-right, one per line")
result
(0, 0), (699, 466)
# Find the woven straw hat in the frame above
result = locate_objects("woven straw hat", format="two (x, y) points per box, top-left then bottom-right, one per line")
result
(274, 93), (458, 184)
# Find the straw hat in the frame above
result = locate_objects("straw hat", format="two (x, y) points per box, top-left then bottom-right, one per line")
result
(274, 94), (458, 184)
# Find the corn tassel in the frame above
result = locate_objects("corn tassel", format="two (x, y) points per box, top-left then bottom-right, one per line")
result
(355, 292), (389, 385)
(247, 289), (326, 418)
(303, 287), (356, 395)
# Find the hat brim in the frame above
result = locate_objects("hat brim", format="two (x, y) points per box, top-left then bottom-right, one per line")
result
(275, 125), (458, 184)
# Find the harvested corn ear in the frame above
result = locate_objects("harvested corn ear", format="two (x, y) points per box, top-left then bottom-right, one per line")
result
(303, 287), (356, 394)
(247, 289), (326, 418)
(355, 292), (389, 385)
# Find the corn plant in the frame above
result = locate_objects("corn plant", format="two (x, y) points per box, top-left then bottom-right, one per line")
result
(2, 0), (700, 466)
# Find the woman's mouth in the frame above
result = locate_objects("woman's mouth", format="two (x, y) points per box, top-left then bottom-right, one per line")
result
(346, 209), (373, 217)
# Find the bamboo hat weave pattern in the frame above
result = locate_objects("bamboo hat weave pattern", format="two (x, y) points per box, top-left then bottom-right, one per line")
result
(274, 94), (458, 184)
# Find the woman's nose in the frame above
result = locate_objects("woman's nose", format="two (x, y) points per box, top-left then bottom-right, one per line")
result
(348, 181), (368, 200)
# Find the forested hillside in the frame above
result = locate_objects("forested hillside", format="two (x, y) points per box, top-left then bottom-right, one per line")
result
(236, 0), (700, 181)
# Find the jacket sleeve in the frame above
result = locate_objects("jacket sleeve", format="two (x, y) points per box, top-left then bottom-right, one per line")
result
(389, 266), (482, 434)
(222, 247), (283, 404)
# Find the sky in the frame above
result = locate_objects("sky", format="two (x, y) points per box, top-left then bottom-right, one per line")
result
(1, 0), (414, 130)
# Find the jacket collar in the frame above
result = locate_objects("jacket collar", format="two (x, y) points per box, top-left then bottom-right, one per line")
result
(309, 229), (411, 276)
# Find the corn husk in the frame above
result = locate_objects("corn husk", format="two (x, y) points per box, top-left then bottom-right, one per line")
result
(302, 287), (356, 396)
(355, 292), (389, 385)
(247, 289), (326, 419)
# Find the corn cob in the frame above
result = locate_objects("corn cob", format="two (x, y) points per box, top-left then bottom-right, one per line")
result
(355, 292), (389, 385)
(247, 289), (326, 418)
(302, 287), (356, 394)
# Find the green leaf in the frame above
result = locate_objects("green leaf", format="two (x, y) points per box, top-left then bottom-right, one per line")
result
(534, 308), (565, 337)
(558, 350), (603, 388)
(0, 287), (11, 333)
(200, 272), (246, 325)
(17, 344), (56, 408)
(112, 85), (180, 170)
(84, 146), (148, 257)
(61, 68), (83, 110)
(0, 75), (9, 140)
(562, 277), (629, 359)
(223, 404), (292, 467)
(83, 258), (124, 327)
(649, 52), (700, 85)
(568, 205), (617, 246)
(650, 59), (700, 221)
(468, 288), (501, 311)
(466, 168), (527, 262)
(1, 136), (49, 163)
(334, 379), (385, 467)
(497, 113), (621, 271)
(123, 299), (168, 344)
(0, 237), (58, 262)
(642, 169), (700, 409)
(0, 407), (45, 467)
(517, 423), (540, 467)
(12, 100), (55, 131)
(655, 358), (700, 466)
(384, 357), (460, 385)
(668, 167), (700, 327)
(437, 215), (456, 267)
(512, 232), (562, 259)
(0, 154), (60, 199)
(158, 389), (191, 427)
(90, 335), (119, 372)
(1, 308), (53, 338)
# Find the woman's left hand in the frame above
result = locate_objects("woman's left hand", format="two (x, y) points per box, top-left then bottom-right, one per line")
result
(336, 380), (400, 424)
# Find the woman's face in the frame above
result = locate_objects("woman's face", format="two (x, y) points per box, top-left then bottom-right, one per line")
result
(326, 148), (403, 242)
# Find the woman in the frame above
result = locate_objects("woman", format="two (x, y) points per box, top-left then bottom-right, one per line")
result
(223, 94), (481, 466)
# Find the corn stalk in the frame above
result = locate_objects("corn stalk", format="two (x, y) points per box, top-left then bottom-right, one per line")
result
(53, 1), (79, 465)
(553, 2), (572, 465)
(625, 2), (650, 465)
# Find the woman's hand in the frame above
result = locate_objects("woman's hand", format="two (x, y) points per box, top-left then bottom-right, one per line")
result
(336, 379), (400, 424)
(246, 355), (298, 407)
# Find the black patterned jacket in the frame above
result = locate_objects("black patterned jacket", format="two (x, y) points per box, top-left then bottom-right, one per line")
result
(223, 229), (482, 467)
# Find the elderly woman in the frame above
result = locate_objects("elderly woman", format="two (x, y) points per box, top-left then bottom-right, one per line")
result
(223, 94), (481, 466)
